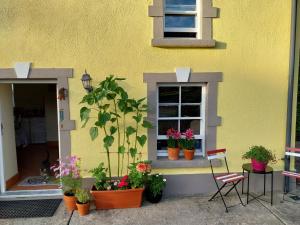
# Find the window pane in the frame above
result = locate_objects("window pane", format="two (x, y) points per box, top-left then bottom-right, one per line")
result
(165, 0), (196, 11)
(181, 86), (202, 103)
(164, 32), (196, 38)
(194, 139), (202, 150)
(165, 15), (196, 28)
(158, 120), (178, 135)
(157, 140), (168, 150)
(159, 106), (178, 117)
(180, 119), (200, 134)
(181, 105), (200, 117)
(159, 87), (179, 103)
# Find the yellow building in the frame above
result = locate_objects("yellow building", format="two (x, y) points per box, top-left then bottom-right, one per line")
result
(0, 0), (299, 196)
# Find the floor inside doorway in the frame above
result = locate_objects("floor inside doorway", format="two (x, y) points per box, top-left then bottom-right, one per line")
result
(8, 143), (59, 191)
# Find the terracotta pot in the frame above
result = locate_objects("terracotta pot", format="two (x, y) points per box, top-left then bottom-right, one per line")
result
(76, 202), (90, 216)
(91, 187), (144, 209)
(63, 194), (77, 212)
(184, 149), (195, 160)
(251, 158), (267, 171)
(168, 147), (179, 160)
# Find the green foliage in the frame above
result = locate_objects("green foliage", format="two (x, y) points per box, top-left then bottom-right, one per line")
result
(89, 163), (108, 190)
(60, 176), (82, 195)
(242, 145), (276, 163)
(181, 139), (195, 150)
(128, 161), (151, 188)
(75, 189), (90, 204)
(147, 174), (166, 197)
(80, 75), (153, 179)
(167, 138), (178, 148)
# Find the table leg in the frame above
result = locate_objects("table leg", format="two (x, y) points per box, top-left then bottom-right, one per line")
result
(247, 172), (250, 204)
(242, 169), (245, 194)
(264, 174), (266, 195)
(271, 172), (273, 205)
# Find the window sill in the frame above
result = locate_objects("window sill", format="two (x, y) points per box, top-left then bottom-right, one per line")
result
(152, 156), (221, 168)
(152, 38), (216, 48)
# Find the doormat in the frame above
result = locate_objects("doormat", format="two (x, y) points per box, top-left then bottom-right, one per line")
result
(0, 199), (62, 218)
(18, 176), (56, 186)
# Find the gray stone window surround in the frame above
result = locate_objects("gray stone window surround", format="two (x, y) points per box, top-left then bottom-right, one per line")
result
(0, 68), (75, 159)
(148, 0), (218, 48)
(143, 71), (222, 168)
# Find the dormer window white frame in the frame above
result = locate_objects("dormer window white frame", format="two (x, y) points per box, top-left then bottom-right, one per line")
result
(149, 0), (218, 48)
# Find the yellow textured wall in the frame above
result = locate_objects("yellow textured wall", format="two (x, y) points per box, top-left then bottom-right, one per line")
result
(0, 0), (292, 175)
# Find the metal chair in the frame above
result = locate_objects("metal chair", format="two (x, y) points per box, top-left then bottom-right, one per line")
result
(282, 147), (300, 203)
(207, 148), (245, 212)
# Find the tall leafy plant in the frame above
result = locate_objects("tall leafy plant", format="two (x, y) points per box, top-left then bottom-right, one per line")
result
(80, 75), (152, 180)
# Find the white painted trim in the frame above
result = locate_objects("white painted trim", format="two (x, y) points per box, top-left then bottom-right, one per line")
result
(207, 153), (226, 160)
(14, 62), (31, 79)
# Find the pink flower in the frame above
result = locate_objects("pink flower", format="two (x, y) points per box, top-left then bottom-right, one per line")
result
(121, 175), (129, 182)
(183, 129), (194, 140)
(173, 130), (181, 140)
(136, 163), (147, 173)
(166, 128), (175, 138)
(118, 181), (128, 188)
(146, 164), (152, 173)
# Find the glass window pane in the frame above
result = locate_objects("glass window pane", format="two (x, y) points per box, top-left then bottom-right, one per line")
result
(180, 119), (200, 134)
(181, 86), (202, 103)
(194, 139), (202, 150)
(181, 105), (200, 117)
(158, 120), (178, 135)
(157, 140), (168, 150)
(165, 15), (196, 28)
(165, 0), (196, 11)
(159, 87), (179, 103)
(159, 106), (178, 117)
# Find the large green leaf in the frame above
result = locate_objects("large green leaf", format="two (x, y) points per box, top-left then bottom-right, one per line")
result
(110, 126), (117, 135)
(118, 146), (126, 154)
(103, 136), (114, 148)
(126, 126), (136, 136)
(130, 147), (137, 158)
(142, 120), (153, 129)
(90, 127), (98, 141)
(97, 112), (111, 127)
(137, 135), (147, 147)
(80, 107), (91, 128)
(133, 114), (142, 123)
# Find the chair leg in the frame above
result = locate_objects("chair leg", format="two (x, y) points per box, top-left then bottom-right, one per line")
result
(234, 182), (244, 206)
(224, 182), (236, 196)
(209, 183), (226, 201)
(219, 190), (229, 213)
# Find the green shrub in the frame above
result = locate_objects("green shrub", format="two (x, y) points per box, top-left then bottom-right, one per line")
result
(75, 189), (90, 204)
(242, 145), (276, 163)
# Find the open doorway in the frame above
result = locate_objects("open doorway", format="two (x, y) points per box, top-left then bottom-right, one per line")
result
(0, 83), (59, 191)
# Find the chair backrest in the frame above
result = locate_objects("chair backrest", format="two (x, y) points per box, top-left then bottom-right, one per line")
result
(207, 148), (229, 175)
(285, 147), (300, 158)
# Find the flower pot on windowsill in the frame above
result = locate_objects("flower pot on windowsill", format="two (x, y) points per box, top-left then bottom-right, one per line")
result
(90, 186), (144, 209)
(184, 149), (195, 160)
(168, 147), (180, 160)
(251, 158), (267, 171)
(76, 201), (90, 216)
(63, 193), (77, 212)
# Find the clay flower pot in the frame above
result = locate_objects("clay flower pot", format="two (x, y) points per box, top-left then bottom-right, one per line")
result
(168, 147), (180, 160)
(91, 187), (144, 209)
(63, 194), (77, 212)
(184, 149), (195, 160)
(76, 202), (90, 216)
(251, 158), (267, 171)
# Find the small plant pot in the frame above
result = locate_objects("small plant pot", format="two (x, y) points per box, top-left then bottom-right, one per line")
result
(145, 189), (163, 204)
(76, 202), (90, 216)
(168, 147), (179, 160)
(251, 158), (267, 171)
(184, 149), (195, 160)
(63, 194), (77, 212)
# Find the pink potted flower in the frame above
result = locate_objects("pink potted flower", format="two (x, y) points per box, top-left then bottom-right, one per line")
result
(166, 128), (181, 160)
(182, 129), (196, 160)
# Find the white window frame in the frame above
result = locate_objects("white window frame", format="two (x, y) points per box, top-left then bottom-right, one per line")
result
(156, 83), (206, 157)
(164, 0), (202, 39)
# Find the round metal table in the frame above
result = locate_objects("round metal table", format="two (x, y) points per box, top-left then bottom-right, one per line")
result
(242, 163), (274, 205)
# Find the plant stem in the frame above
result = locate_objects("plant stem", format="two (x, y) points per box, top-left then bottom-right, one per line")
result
(133, 109), (140, 163)
(113, 99), (121, 177)
(103, 126), (112, 180)
(120, 113), (126, 176)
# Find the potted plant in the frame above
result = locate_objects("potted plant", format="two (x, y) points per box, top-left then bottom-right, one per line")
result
(242, 145), (276, 171)
(90, 161), (151, 209)
(166, 128), (181, 160)
(80, 75), (153, 209)
(51, 156), (82, 212)
(75, 189), (90, 216)
(145, 174), (166, 203)
(181, 129), (196, 160)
